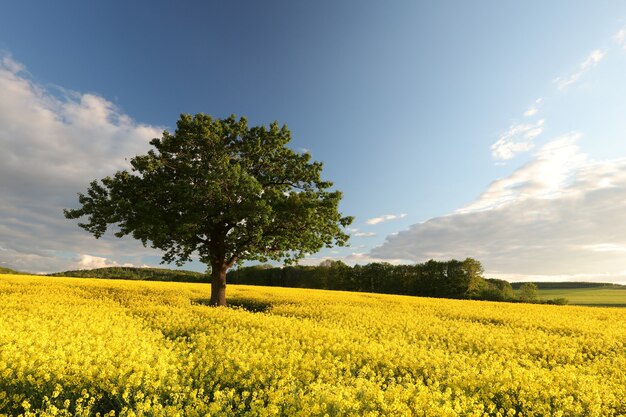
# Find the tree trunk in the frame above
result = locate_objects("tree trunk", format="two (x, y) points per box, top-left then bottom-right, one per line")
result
(209, 263), (227, 306)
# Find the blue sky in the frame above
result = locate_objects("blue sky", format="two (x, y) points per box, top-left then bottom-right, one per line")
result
(2, 1), (626, 282)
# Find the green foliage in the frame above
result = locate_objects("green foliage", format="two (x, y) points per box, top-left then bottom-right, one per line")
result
(545, 297), (569, 305)
(518, 282), (539, 302)
(48, 267), (204, 282)
(0, 267), (26, 275)
(64, 114), (352, 304)
(229, 258), (501, 301)
(480, 279), (516, 301)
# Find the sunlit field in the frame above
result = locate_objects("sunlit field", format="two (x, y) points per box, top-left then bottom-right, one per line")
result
(2, 274), (626, 417)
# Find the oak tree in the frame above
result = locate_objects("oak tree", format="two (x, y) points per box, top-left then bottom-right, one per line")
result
(64, 114), (353, 305)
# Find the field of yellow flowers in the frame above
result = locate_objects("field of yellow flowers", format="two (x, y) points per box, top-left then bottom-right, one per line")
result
(1, 274), (626, 417)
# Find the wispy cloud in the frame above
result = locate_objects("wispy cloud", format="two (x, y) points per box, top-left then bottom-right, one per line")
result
(366, 213), (407, 225)
(554, 49), (605, 90)
(474, 133), (584, 211)
(492, 35), (614, 163)
(354, 232), (376, 237)
(1, 54), (25, 73)
(347, 227), (376, 237)
(616, 28), (625, 48)
(523, 108), (538, 117)
(581, 243), (626, 254)
(523, 98), (543, 117)
(491, 119), (545, 161)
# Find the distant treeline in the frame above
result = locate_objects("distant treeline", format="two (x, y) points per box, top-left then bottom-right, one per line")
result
(42, 263), (612, 305)
(0, 267), (25, 275)
(228, 258), (520, 302)
(48, 267), (205, 282)
(510, 281), (625, 290)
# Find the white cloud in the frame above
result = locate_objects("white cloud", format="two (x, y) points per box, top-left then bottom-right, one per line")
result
(615, 29), (625, 48)
(523, 98), (543, 117)
(372, 135), (626, 283)
(582, 49), (605, 69)
(366, 213), (407, 225)
(73, 254), (120, 270)
(490, 119), (545, 161)
(580, 244), (626, 254)
(0, 54), (165, 273)
(554, 49), (605, 90)
(523, 108), (538, 117)
(473, 133), (584, 211)
(1, 55), (25, 73)
(354, 232), (376, 237)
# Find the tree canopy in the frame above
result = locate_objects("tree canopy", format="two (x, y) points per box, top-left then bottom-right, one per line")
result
(518, 282), (539, 302)
(65, 114), (353, 305)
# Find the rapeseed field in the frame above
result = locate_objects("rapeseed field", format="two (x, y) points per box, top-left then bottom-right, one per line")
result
(1, 274), (625, 417)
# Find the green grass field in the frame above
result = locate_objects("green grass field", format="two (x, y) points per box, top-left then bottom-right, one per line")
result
(534, 287), (626, 307)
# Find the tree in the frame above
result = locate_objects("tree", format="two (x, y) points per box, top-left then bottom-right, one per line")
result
(459, 257), (485, 299)
(481, 278), (515, 301)
(518, 282), (539, 302)
(64, 114), (353, 306)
